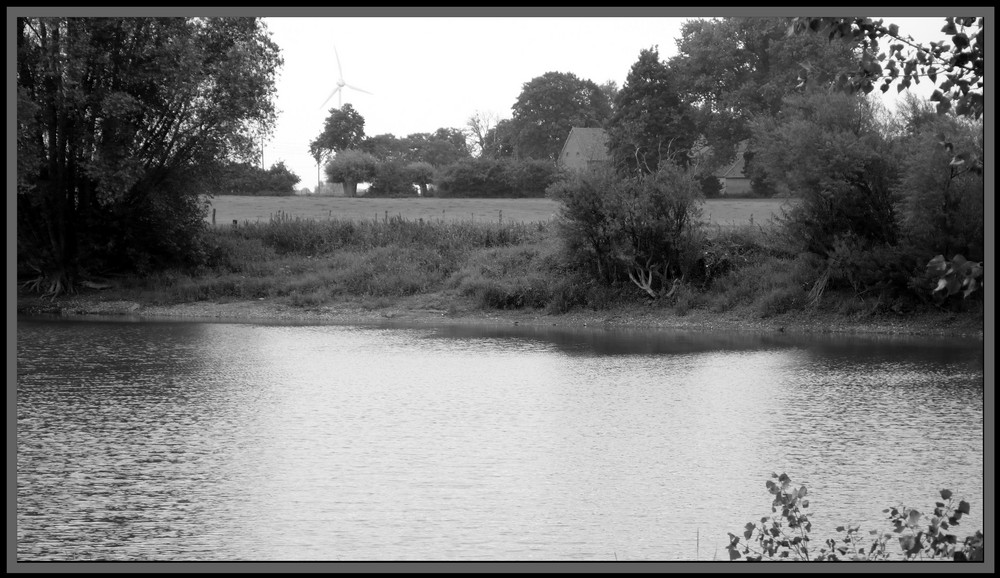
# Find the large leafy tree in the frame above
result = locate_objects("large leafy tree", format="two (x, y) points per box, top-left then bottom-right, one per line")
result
(324, 149), (377, 197)
(606, 47), (698, 175)
(509, 71), (612, 161)
(17, 17), (282, 295)
(406, 128), (471, 167)
(309, 102), (366, 166)
(359, 133), (410, 163)
(481, 118), (517, 159)
(668, 17), (860, 169)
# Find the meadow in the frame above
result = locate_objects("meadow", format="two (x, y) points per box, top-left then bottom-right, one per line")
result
(205, 195), (792, 227)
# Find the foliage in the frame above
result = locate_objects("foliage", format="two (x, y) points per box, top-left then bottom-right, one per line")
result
(406, 161), (436, 196)
(751, 90), (900, 257)
(359, 133), (410, 163)
(366, 160), (416, 197)
(607, 47), (699, 175)
(728, 473), (983, 561)
(669, 17), (861, 169)
(433, 158), (561, 198)
(482, 118), (518, 159)
(309, 103), (365, 165)
(408, 128), (472, 166)
(547, 162), (705, 297)
(434, 158), (514, 198)
(359, 128), (471, 167)
(925, 254), (984, 303)
(210, 161), (300, 196)
(894, 110), (984, 262)
(696, 172), (723, 199)
(324, 149), (377, 197)
(510, 71), (612, 161)
(503, 160), (564, 198)
(16, 16), (282, 295)
(788, 17), (984, 120)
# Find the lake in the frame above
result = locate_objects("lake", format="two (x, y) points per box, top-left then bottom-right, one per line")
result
(16, 317), (985, 562)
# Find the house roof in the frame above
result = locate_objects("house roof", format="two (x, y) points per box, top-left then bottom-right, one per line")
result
(711, 139), (749, 180)
(560, 127), (611, 162)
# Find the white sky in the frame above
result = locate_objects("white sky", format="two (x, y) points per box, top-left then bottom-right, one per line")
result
(259, 15), (958, 188)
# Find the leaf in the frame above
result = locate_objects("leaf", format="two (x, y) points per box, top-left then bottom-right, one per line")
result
(728, 546), (741, 560)
(836, 526), (846, 532)
(958, 500), (970, 514)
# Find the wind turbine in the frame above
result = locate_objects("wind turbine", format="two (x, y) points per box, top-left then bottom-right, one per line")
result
(319, 45), (372, 110)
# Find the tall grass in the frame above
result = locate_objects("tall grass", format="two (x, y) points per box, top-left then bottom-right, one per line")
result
(229, 212), (548, 255)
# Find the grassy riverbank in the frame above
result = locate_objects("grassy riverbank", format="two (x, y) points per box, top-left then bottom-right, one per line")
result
(16, 214), (984, 339)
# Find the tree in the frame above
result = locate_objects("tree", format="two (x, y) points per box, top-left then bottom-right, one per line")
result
(324, 149), (377, 197)
(751, 90), (900, 257)
(509, 71), (612, 161)
(606, 47), (699, 175)
(406, 162), (435, 196)
(788, 17), (984, 120)
(668, 17), (861, 169)
(482, 118), (517, 159)
(598, 80), (620, 110)
(210, 161), (299, 196)
(407, 128), (471, 167)
(17, 17), (282, 295)
(360, 133), (410, 163)
(466, 110), (501, 158)
(309, 102), (366, 166)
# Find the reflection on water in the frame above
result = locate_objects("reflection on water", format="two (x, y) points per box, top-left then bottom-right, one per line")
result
(16, 318), (984, 561)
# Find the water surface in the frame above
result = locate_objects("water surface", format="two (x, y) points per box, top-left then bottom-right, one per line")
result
(16, 318), (985, 561)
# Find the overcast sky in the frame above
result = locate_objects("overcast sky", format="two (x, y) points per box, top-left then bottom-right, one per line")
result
(258, 15), (958, 188)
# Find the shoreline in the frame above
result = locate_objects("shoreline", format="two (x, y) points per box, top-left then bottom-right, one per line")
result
(16, 293), (985, 340)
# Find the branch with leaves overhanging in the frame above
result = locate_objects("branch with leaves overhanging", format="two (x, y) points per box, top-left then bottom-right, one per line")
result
(788, 16), (983, 119)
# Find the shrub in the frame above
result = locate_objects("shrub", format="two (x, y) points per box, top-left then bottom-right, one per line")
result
(755, 286), (808, 318)
(728, 473), (983, 562)
(504, 159), (564, 197)
(752, 90), (901, 257)
(547, 162), (706, 298)
(434, 158), (514, 197)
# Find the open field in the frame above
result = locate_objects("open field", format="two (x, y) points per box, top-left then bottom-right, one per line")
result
(205, 195), (793, 227)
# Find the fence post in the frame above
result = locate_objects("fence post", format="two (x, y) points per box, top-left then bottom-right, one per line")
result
(212, 208), (216, 226)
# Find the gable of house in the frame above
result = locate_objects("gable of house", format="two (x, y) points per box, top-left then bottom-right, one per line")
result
(559, 127), (610, 171)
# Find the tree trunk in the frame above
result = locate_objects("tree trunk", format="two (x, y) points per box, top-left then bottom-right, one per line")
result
(344, 180), (357, 197)
(418, 183), (428, 197)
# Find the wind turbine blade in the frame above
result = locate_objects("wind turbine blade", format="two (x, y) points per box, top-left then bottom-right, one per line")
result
(345, 84), (373, 95)
(334, 44), (344, 81)
(320, 86), (342, 109)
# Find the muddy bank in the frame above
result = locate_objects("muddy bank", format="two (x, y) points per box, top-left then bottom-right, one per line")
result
(16, 292), (985, 339)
